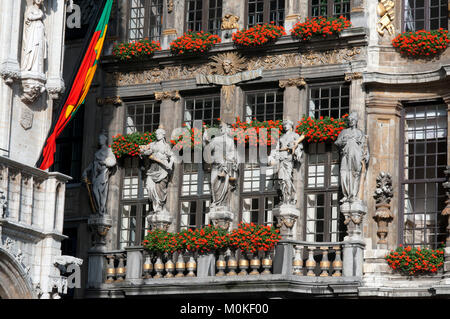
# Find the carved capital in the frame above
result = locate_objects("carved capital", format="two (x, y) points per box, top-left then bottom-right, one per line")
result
(344, 72), (363, 82)
(154, 90), (180, 101)
(96, 96), (123, 106)
(279, 78), (306, 88)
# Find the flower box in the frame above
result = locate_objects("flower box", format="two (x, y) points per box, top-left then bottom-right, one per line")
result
(295, 114), (348, 143)
(290, 16), (351, 41)
(385, 245), (445, 276)
(232, 23), (286, 48)
(392, 28), (449, 58)
(111, 131), (155, 159)
(112, 39), (161, 61)
(229, 222), (281, 254)
(170, 31), (221, 56)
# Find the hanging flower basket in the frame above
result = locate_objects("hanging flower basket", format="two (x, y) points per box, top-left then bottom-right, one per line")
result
(111, 131), (155, 159)
(290, 16), (351, 41)
(232, 23), (286, 48)
(170, 31), (221, 56)
(112, 39), (161, 61)
(295, 114), (348, 143)
(385, 245), (445, 276)
(229, 222), (281, 254)
(392, 28), (449, 58)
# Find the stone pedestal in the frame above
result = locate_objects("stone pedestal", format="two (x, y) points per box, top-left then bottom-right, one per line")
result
(341, 201), (367, 277)
(273, 241), (294, 275)
(125, 246), (144, 284)
(273, 204), (300, 239)
(148, 209), (173, 231)
(340, 200), (367, 240)
(208, 206), (234, 230)
(444, 247), (450, 278)
(197, 253), (215, 278)
(88, 215), (112, 251)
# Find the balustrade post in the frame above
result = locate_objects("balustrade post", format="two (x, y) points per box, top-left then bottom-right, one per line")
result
(125, 246), (143, 284)
(292, 245), (303, 275)
(332, 246), (343, 277)
(143, 252), (153, 279)
(115, 254), (126, 282)
(105, 255), (116, 284)
(273, 241), (294, 275)
(305, 247), (316, 277)
(319, 247), (330, 277)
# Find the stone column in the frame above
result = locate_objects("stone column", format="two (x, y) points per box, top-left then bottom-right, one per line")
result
(443, 167), (450, 278)
(161, 0), (185, 50)
(46, 0), (68, 100)
(0, 0), (23, 157)
(153, 91), (182, 231)
(278, 78), (306, 240)
(284, 0), (304, 32)
(350, 0), (367, 28)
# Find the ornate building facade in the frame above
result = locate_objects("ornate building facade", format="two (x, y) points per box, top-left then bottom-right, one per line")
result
(58, 0), (450, 298)
(0, 0), (81, 299)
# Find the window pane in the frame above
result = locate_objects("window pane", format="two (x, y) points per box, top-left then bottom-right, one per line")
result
(403, 102), (447, 248)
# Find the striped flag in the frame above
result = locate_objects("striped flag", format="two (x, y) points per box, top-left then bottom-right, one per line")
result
(37, 0), (113, 170)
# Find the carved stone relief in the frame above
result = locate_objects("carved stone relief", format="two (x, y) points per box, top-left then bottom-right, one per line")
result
(221, 14), (240, 30)
(105, 47), (364, 87)
(377, 0), (395, 36)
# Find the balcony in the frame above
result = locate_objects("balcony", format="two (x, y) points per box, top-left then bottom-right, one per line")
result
(85, 240), (364, 298)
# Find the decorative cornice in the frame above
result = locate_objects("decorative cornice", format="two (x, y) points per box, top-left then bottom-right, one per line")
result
(363, 65), (450, 85)
(279, 78), (306, 88)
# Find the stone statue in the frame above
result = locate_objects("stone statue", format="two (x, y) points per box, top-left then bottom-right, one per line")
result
(140, 128), (174, 214)
(206, 123), (238, 209)
(0, 188), (7, 218)
(335, 112), (370, 204)
(269, 120), (305, 205)
(82, 132), (117, 216)
(21, 0), (46, 75)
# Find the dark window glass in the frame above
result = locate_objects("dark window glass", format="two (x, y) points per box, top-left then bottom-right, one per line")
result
(402, 102), (447, 248)
(186, 0), (223, 34)
(128, 0), (163, 41)
(247, 0), (285, 27)
(125, 100), (161, 134)
(310, 0), (351, 19)
(404, 0), (448, 31)
(245, 89), (284, 122)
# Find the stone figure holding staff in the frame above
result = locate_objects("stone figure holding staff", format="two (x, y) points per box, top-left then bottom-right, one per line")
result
(82, 132), (117, 215)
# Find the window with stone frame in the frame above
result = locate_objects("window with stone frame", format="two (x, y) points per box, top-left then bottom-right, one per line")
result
(309, 0), (351, 19)
(53, 107), (84, 183)
(179, 163), (211, 230)
(403, 0), (448, 32)
(119, 157), (153, 249)
(178, 93), (221, 230)
(125, 100), (161, 134)
(244, 88), (284, 122)
(304, 82), (349, 242)
(240, 163), (280, 226)
(185, 0), (223, 34)
(119, 99), (161, 248)
(128, 0), (164, 42)
(401, 100), (448, 249)
(183, 94), (221, 128)
(246, 0), (285, 28)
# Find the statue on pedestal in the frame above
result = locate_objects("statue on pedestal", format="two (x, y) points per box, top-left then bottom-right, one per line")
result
(268, 120), (305, 238)
(203, 123), (238, 229)
(140, 128), (174, 229)
(82, 131), (117, 216)
(335, 112), (370, 239)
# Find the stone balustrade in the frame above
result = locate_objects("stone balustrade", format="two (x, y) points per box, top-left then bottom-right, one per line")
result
(98, 240), (362, 284)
